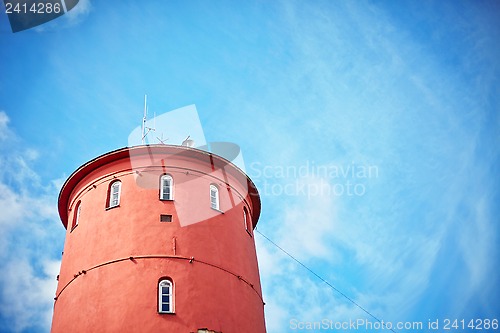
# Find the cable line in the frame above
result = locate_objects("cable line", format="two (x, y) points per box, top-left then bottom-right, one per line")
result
(255, 229), (397, 333)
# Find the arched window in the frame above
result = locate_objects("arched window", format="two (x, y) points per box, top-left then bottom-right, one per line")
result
(160, 174), (173, 200)
(71, 201), (81, 230)
(107, 180), (121, 208)
(158, 279), (174, 313)
(210, 184), (219, 210)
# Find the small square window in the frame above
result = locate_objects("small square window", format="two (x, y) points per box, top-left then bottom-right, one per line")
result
(160, 214), (172, 223)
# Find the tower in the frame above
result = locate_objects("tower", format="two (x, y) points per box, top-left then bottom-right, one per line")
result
(51, 145), (266, 332)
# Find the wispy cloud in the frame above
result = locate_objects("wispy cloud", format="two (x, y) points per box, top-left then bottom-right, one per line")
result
(0, 112), (64, 333)
(248, 1), (499, 331)
(0, 259), (59, 332)
(33, 0), (92, 32)
(0, 111), (12, 142)
(64, 0), (92, 26)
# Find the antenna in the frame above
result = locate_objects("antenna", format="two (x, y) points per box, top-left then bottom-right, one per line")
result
(182, 135), (195, 147)
(141, 94), (147, 144)
(156, 133), (169, 144)
(141, 94), (155, 144)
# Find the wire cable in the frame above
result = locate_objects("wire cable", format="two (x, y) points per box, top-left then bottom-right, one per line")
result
(255, 229), (397, 333)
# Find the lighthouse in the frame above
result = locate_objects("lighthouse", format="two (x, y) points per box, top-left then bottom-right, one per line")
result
(51, 144), (266, 332)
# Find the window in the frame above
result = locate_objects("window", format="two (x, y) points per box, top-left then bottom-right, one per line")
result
(160, 174), (173, 200)
(243, 207), (251, 233)
(71, 201), (81, 230)
(158, 279), (173, 313)
(160, 214), (172, 223)
(210, 184), (219, 210)
(107, 180), (121, 208)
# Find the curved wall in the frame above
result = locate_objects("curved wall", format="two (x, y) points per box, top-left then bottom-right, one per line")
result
(51, 145), (265, 333)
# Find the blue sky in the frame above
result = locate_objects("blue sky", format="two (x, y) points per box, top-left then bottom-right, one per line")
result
(0, 0), (499, 332)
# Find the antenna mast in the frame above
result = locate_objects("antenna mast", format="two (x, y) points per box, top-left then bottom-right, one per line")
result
(141, 94), (147, 144)
(141, 94), (155, 144)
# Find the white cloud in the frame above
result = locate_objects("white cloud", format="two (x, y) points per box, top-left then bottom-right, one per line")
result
(459, 195), (493, 288)
(263, 299), (289, 333)
(33, 0), (92, 32)
(64, 0), (92, 26)
(277, 177), (338, 262)
(51, 176), (67, 193)
(0, 259), (60, 332)
(0, 111), (11, 141)
(0, 183), (25, 227)
(0, 111), (64, 333)
(255, 236), (285, 280)
(247, 2), (498, 330)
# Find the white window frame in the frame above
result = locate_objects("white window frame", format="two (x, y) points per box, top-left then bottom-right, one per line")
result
(243, 207), (249, 232)
(210, 184), (219, 210)
(158, 279), (174, 314)
(160, 174), (174, 200)
(72, 201), (81, 230)
(108, 180), (121, 208)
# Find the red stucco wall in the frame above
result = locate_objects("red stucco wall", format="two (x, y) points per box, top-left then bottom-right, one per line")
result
(51, 145), (266, 333)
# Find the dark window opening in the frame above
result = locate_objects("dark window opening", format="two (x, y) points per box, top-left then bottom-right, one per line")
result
(160, 214), (173, 223)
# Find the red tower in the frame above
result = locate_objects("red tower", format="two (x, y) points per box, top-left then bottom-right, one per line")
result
(51, 145), (265, 332)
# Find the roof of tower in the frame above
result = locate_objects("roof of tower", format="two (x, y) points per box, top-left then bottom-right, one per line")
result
(58, 144), (261, 229)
